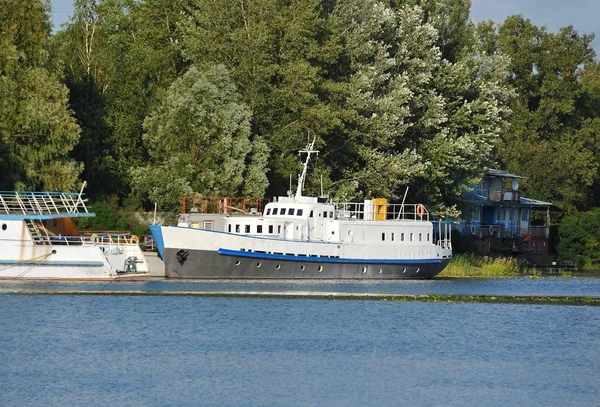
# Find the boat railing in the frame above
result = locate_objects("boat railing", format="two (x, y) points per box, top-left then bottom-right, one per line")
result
(35, 233), (139, 247)
(334, 202), (430, 222)
(181, 196), (269, 215)
(433, 221), (453, 250)
(0, 190), (89, 216)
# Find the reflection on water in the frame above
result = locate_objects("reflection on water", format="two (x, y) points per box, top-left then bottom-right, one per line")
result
(0, 295), (599, 406)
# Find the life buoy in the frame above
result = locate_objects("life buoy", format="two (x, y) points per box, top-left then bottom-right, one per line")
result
(130, 235), (140, 245)
(416, 204), (425, 217)
(488, 226), (494, 236)
(470, 225), (476, 236)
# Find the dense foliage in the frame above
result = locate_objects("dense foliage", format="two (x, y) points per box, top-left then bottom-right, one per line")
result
(2, 0), (600, 255)
(556, 208), (600, 265)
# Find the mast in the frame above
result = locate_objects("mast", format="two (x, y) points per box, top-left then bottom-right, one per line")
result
(296, 138), (319, 199)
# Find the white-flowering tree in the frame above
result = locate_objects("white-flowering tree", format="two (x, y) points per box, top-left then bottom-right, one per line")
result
(331, 0), (512, 215)
(131, 65), (269, 211)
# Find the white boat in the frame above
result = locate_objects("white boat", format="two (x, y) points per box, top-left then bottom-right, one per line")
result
(150, 140), (453, 279)
(0, 184), (150, 280)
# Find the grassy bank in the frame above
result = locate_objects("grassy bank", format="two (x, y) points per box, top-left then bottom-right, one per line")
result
(439, 254), (522, 278)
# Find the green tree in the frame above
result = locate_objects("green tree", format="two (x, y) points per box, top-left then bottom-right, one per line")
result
(180, 0), (342, 195)
(54, 0), (188, 198)
(493, 16), (598, 213)
(557, 208), (600, 262)
(0, 0), (81, 190)
(329, 1), (511, 214)
(131, 65), (269, 211)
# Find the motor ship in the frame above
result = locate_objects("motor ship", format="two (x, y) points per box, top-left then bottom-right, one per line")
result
(151, 141), (452, 279)
(0, 184), (150, 280)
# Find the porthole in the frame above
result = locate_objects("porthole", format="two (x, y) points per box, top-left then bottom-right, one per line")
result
(235, 260), (240, 266)
(318, 265), (323, 272)
(362, 267), (367, 273)
(402, 268), (406, 273)
(276, 264), (281, 269)
(300, 265), (305, 270)
(416, 268), (420, 273)
(256, 262), (262, 267)
(379, 268), (383, 274)
(1, 224), (6, 231)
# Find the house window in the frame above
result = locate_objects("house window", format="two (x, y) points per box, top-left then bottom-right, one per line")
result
(297, 209), (303, 216)
(269, 225), (273, 234)
(495, 209), (504, 222)
(257, 225), (263, 233)
(245, 225), (250, 233)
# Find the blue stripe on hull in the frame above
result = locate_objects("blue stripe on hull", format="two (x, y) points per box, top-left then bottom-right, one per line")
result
(217, 248), (442, 264)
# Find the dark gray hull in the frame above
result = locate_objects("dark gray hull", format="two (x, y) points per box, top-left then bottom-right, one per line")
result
(163, 248), (450, 279)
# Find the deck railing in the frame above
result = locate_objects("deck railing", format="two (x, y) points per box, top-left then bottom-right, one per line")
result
(334, 202), (430, 222)
(0, 190), (88, 216)
(462, 224), (549, 239)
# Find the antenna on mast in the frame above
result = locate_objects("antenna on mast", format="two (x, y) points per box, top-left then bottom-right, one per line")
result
(296, 135), (318, 199)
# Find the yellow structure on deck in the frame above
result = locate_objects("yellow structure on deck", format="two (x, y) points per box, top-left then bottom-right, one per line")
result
(373, 198), (388, 220)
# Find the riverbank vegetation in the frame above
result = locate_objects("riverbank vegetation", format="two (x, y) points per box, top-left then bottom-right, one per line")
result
(2, 1), (600, 260)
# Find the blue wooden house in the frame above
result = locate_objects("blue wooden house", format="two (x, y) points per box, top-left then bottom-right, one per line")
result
(459, 169), (552, 254)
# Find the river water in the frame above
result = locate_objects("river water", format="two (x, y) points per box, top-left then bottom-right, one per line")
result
(1, 278), (599, 406)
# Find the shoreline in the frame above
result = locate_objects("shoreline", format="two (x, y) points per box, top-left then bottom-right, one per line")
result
(1, 289), (599, 305)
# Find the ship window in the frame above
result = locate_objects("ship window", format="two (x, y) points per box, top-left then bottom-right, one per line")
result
(323, 211), (328, 218)
(203, 221), (213, 230)
(410, 233), (414, 242)
(257, 225), (263, 233)
(419, 233), (423, 241)
(381, 232), (385, 241)
(1, 224), (5, 231)
(297, 209), (303, 216)
(269, 225), (274, 233)
(272, 208), (278, 215)
(278, 225), (281, 233)
(266, 208), (271, 215)
(288, 208), (295, 216)
(329, 211), (333, 218)
(310, 211), (314, 218)
(391, 233), (395, 241)
(228, 224), (232, 232)
(522, 209), (530, 221)
(280, 208), (286, 215)
(245, 225), (250, 233)
(401, 232), (405, 241)
(236, 224), (240, 233)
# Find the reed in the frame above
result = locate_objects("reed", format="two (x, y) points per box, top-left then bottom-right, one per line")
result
(439, 254), (521, 277)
